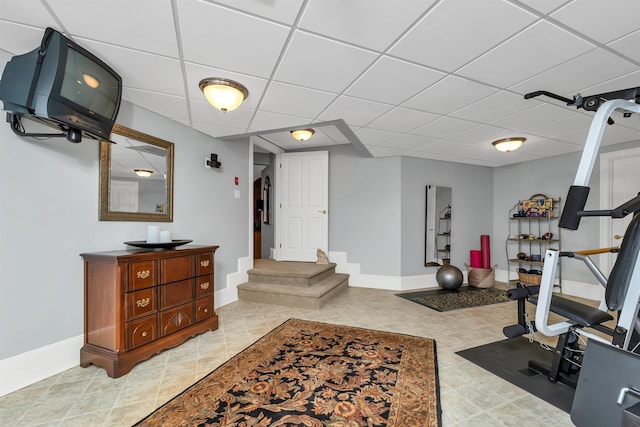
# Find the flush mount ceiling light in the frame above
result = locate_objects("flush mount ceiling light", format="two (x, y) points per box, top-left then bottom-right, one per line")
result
(198, 78), (249, 112)
(290, 128), (315, 142)
(492, 137), (526, 152)
(82, 72), (100, 88)
(134, 169), (153, 177)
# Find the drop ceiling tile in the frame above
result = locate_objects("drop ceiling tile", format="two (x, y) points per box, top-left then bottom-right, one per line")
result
(509, 48), (637, 96)
(410, 139), (472, 154)
(523, 113), (593, 138)
(0, 1), (57, 28)
(0, 21), (52, 55)
(410, 116), (480, 139)
(580, 70), (640, 96)
(192, 121), (246, 138)
(448, 124), (513, 145)
(178, 1), (289, 78)
(368, 107), (440, 133)
(250, 110), (313, 133)
(122, 89), (189, 121)
(517, 138), (582, 157)
(275, 31), (378, 93)
(209, 0), (304, 24)
(551, 0), (640, 44)
(184, 62), (268, 110)
(490, 103), (577, 131)
(260, 82), (336, 118)
(346, 57), (444, 104)
(450, 91), (536, 124)
(402, 75), (498, 115)
(516, 0), (570, 15)
(382, 134), (436, 150)
(608, 30), (640, 63)
(50, 0), (179, 57)
(457, 21), (594, 88)
(355, 128), (401, 146)
(317, 96), (393, 127)
(190, 99), (254, 129)
(599, 124), (640, 146)
(389, 0), (536, 71)
(300, 0), (436, 51)
(77, 39), (185, 96)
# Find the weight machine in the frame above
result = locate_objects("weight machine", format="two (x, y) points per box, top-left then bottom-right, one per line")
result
(502, 88), (640, 425)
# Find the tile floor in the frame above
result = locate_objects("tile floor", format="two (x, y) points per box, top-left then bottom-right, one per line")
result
(0, 285), (574, 426)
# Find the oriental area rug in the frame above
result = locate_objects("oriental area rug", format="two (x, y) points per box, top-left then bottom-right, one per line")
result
(397, 286), (510, 312)
(135, 319), (441, 426)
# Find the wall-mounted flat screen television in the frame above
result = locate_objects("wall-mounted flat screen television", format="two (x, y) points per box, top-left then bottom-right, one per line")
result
(0, 27), (122, 142)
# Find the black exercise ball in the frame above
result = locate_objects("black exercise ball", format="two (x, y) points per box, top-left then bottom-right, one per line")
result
(436, 265), (463, 290)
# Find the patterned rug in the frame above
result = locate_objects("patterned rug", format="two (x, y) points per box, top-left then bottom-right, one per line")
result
(397, 286), (510, 312)
(135, 319), (441, 426)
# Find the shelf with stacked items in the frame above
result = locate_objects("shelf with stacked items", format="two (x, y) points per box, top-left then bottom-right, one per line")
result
(505, 194), (562, 291)
(437, 205), (451, 264)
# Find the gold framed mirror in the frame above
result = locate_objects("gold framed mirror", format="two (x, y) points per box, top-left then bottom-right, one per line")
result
(99, 124), (174, 221)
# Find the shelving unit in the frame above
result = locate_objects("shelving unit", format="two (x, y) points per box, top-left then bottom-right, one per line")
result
(437, 205), (451, 264)
(506, 196), (562, 292)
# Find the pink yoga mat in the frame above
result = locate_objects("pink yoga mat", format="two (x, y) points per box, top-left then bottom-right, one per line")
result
(470, 250), (482, 268)
(481, 234), (491, 269)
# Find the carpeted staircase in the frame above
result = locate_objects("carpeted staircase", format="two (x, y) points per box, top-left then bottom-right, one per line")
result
(237, 259), (349, 309)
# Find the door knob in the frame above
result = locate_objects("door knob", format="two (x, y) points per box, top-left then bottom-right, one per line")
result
(318, 209), (327, 214)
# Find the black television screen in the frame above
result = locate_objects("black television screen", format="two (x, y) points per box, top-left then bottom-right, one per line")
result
(0, 27), (122, 142)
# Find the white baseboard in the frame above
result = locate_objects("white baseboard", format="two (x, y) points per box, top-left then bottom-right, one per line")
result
(216, 255), (251, 308)
(0, 334), (83, 397)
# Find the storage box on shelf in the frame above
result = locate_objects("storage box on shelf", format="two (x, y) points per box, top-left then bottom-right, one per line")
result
(80, 245), (219, 378)
(506, 195), (561, 291)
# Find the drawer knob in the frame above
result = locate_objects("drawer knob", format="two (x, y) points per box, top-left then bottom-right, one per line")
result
(136, 270), (151, 279)
(200, 260), (210, 268)
(141, 331), (147, 337)
(204, 308), (208, 313)
(200, 282), (210, 290)
(136, 298), (150, 308)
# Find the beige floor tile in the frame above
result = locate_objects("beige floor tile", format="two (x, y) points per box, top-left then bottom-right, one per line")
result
(0, 286), (579, 426)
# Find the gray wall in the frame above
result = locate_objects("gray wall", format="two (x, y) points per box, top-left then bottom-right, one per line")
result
(0, 100), (249, 359)
(400, 156), (494, 276)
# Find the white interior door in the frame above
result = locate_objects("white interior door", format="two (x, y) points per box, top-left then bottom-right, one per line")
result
(599, 147), (640, 274)
(275, 151), (329, 262)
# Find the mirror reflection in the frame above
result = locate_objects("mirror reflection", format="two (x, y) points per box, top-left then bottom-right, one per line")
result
(99, 125), (174, 221)
(425, 185), (452, 267)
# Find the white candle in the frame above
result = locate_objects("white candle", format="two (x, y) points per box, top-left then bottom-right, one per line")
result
(147, 225), (160, 243)
(160, 230), (172, 243)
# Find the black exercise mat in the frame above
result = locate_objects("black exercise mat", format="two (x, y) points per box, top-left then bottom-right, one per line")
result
(396, 286), (510, 312)
(456, 337), (575, 413)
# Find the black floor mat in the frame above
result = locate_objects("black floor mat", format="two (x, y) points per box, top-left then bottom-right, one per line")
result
(456, 337), (575, 413)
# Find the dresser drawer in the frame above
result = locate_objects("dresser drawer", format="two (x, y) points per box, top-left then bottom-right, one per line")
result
(196, 253), (213, 276)
(195, 274), (213, 298)
(195, 295), (214, 322)
(129, 260), (156, 291)
(159, 279), (193, 309)
(126, 288), (157, 320)
(159, 302), (193, 336)
(126, 314), (157, 350)
(160, 255), (193, 284)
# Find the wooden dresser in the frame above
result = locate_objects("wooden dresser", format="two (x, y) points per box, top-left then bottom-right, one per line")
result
(79, 245), (219, 378)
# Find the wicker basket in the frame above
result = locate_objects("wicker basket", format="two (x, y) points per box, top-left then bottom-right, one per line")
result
(465, 264), (497, 288)
(518, 271), (542, 285)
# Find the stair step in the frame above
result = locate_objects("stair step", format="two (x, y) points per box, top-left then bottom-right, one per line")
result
(238, 273), (349, 310)
(247, 260), (336, 287)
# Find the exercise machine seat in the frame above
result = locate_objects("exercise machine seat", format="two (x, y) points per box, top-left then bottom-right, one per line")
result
(606, 213), (640, 311)
(529, 295), (613, 327)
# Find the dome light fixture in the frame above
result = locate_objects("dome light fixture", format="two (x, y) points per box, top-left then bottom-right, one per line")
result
(198, 78), (249, 112)
(290, 128), (315, 142)
(134, 169), (153, 178)
(492, 137), (526, 152)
